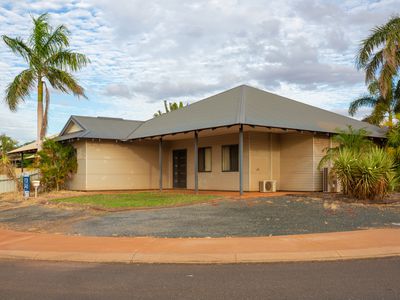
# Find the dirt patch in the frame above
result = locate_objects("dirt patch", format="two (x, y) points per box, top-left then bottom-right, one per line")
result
(287, 192), (400, 206)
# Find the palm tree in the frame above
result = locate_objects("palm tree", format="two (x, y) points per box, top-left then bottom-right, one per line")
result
(154, 100), (187, 117)
(2, 13), (90, 150)
(349, 79), (400, 127)
(356, 16), (400, 100)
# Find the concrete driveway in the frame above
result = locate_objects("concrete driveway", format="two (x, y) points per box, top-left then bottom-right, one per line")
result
(0, 195), (399, 237)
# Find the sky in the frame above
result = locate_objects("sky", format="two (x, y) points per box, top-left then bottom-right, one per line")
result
(0, 0), (397, 143)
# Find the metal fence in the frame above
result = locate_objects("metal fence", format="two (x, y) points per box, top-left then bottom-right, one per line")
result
(0, 172), (39, 194)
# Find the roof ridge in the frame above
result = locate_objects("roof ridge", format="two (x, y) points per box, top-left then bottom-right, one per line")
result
(123, 120), (147, 141)
(236, 85), (246, 124)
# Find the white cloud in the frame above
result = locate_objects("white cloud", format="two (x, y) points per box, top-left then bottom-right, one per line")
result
(0, 0), (395, 143)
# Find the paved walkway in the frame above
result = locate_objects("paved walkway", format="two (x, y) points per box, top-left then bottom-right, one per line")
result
(0, 228), (400, 263)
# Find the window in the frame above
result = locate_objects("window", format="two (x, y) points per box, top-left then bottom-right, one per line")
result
(222, 144), (239, 172)
(198, 147), (212, 172)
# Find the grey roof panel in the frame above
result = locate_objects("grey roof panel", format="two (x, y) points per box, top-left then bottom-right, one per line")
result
(127, 86), (243, 139)
(127, 85), (385, 139)
(242, 86), (386, 137)
(57, 116), (144, 141)
(57, 85), (385, 141)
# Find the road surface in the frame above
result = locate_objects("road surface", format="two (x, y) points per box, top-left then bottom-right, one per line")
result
(0, 257), (399, 299)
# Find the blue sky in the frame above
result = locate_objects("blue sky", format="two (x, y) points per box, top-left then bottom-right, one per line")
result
(0, 0), (397, 143)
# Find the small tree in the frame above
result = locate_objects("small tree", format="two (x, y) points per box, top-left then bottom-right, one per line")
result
(154, 100), (187, 117)
(318, 126), (374, 169)
(0, 134), (20, 190)
(333, 147), (397, 200)
(35, 139), (77, 191)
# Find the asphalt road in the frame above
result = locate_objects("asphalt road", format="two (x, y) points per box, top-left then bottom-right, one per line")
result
(1, 258), (399, 299)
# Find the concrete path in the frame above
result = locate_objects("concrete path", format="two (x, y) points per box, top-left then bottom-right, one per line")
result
(0, 228), (400, 263)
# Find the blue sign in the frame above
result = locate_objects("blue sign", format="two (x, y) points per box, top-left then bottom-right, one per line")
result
(23, 174), (30, 198)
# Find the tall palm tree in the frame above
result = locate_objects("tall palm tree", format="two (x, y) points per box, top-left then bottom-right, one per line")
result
(356, 16), (400, 100)
(2, 13), (90, 150)
(349, 79), (400, 127)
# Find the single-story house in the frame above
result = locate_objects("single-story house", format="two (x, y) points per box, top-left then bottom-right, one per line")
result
(56, 85), (385, 194)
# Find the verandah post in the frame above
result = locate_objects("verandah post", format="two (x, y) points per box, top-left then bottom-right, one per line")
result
(239, 124), (243, 196)
(194, 131), (198, 194)
(159, 137), (163, 192)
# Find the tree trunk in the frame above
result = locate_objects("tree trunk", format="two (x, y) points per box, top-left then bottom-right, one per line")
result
(388, 111), (393, 128)
(37, 79), (44, 151)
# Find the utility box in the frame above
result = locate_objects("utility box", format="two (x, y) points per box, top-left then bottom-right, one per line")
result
(23, 173), (30, 198)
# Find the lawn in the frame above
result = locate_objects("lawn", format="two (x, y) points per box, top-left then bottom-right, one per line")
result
(51, 192), (219, 208)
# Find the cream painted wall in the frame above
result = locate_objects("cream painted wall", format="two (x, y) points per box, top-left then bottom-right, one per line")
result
(280, 134), (314, 191)
(68, 140), (86, 190)
(248, 132), (280, 191)
(67, 132), (331, 192)
(279, 133), (330, 191)
(69, 140), (160, 190)
(162, 132), (250, 191)
(64, 121), (82, 134)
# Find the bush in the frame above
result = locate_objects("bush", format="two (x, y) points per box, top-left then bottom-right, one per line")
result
(333, 147), (397, 200)
(35, 139), (77, 191)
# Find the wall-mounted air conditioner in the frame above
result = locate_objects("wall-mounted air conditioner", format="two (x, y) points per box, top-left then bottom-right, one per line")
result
(259, 180), (277, 192)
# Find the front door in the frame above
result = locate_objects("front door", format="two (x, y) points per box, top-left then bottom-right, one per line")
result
(173, 149), (187, 188)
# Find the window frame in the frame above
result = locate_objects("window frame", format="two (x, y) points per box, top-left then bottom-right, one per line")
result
(198, 146), (212, 172)
(221, 144), (239, 172)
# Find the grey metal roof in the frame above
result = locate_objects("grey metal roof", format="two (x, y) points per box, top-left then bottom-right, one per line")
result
(126, 85), (385, 139)
(57, 115), (144, 141)
(57, 85), (385, 141)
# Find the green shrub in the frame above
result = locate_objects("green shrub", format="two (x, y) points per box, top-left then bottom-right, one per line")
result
(333, 147), (397, 200)
(35, 139), (77, 191)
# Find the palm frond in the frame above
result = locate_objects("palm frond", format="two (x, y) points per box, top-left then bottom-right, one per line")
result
(4, 69), (35, 111)
(46, 67), (86, 98)
(364, 49), (384, 84)
(46, 50), (90, 71)
(367, 101), (389, 125)
(378, 62), (396, 99)
(348, 95), (377, 116)
(367, 80), (380, 96)
(43, 24), (70, 52)
(30, 13), (50, 55)
(356, 16), (400, 69)
(2, 36), (32, 63)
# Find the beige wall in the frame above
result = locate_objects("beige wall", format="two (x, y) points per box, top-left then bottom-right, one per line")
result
(279, 133), (330, 191)
(68, 140), (87, 190)
(69, 140), (160, 190)
(68, 132), (330, 192)
(162, 132), (250, 191)
(248, 132), (280, 191)
(65, 121), (82, 134)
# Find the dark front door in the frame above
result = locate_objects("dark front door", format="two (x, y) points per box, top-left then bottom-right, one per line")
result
(173, 149), (187, 188)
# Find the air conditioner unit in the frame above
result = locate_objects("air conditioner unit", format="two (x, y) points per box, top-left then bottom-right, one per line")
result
(259, 180), (277, 192)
